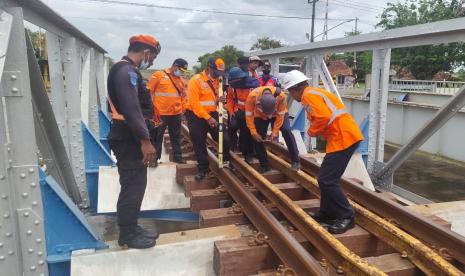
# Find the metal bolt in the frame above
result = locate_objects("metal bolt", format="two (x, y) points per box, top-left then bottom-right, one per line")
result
(34, 220), (40, 225)
(1, 194), (7, 199)
(20, 173), (26, 179)
(0, 256), (4, 261)
(32, 201), (38, 206)
(8, 251), (14, 255)
(24, 212), (30, 217)
(28, 248), (34, 253)
(36, 238), (42, 244)
(30, 266), (36, 271)
(336, 266), (344, 274)
(29, 168), (35, 174)
(38, 260), (44, 266)
(5, 233), (12, 237)
(37, 251), (43, 256)
(21, 193), (28, 198)
(10, 75), (17, 80)
(0, 175), (5, 180)
(26, 230), (32, 236)
(3, 213), (9, 218)
(11, 87), (19, 93)
(0, 243), (3, 247)
(30, 182), (37, 188)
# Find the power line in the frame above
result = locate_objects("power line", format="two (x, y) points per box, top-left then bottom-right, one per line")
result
(329, 0), (383, 13)
(67, 16), (219, 23)
(314, 19), (354, 39)
(65, 0), (355, 21)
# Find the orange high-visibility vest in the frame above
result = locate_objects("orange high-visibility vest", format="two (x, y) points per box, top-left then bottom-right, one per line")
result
(186, 71), (219, 120)
(301, 86), (363, 153)
(245, 86), (287, 136)
(226, 86), (252, 113)
(147, 69), (187, 116)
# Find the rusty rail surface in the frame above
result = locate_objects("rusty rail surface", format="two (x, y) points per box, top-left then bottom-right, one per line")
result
(266, 150), (463, 276)
(266, 141), (465, 267)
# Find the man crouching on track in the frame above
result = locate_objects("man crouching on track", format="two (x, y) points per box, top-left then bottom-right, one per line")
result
(107, 35), (160, 249)
(185, 57), (230, 180)
(283, 70), (364, 234)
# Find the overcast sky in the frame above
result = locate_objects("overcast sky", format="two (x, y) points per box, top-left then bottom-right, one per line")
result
(45, 0), (395, 68)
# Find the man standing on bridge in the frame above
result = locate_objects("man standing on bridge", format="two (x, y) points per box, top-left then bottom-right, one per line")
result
(107, 35), (160, 248)
(147, 58), (189, 165)
(283, 70), (363, 234)
(185, 57), (230, 180)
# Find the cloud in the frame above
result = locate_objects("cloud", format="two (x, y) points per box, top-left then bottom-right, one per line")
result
(47, 0), (391, 69)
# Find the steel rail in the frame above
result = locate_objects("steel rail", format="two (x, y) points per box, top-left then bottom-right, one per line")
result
(266, 150), (463, 276)
(226, 153), (386, 275)
(266, 141), (465, 267)
(206, 150), (327, 275)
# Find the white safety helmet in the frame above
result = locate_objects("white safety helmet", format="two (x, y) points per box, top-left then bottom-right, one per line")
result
(283, 70), (309, 90)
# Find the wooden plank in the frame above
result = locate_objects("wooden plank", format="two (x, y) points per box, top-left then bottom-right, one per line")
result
(364, 253), (420, 276)
(157, 225), (241, 245)
(214, 237), (280, 276)
(261, 169), (288, 184)
(176, 163), (197, 184)
(183, 175), (218, 197)
(191, 189), (232, 212)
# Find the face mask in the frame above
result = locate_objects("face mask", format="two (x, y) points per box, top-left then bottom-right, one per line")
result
(140, 59), (150, 70)
(173, 69), (182, 77)
(263, 69), (271, 75)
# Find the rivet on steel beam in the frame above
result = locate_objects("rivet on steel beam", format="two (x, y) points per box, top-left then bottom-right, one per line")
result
(32, 201), (38, 206)
(8, 251), (14, 255)
(30, 266), (36, 271)
(0, 243), (3, 247)
(10, 75), (17, 80)
(29, 168), (35, 174)
(34, 220), (40, 225)
(26, 230), (32, 236)
(28, 248), (34, 253)
(0, 175), (5, 180)
(0, 194), (6, 199)
(36, 238), (42, 244)
(5, 233), (12, 237)
(24, 212), (30, 218)
(38, 260), (44, 266)
(37, 251), (43, 256)
(30, 182), (37, 188)
(3, 213), (9, 218)
(0, 256), (4, 261)
(11, 87), (19, 93)
(22, 193), (28, 198)
(20, 173), (26, 179)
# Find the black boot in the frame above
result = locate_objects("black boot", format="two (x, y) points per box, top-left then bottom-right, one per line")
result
(136, 225), (159, 240)
(195, 170), (207, 180)
(291, 161), (301, 171)
(328, 217), (355, 234)
(244, 155), (254, 165)
(118, 226), (156, 249)
(258, 165), (271, 173)
(308, 211), (336, 226)
(173, 156), (186, 164)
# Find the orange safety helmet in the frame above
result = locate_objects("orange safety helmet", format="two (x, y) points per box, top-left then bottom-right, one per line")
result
(129, 34), (161, 54)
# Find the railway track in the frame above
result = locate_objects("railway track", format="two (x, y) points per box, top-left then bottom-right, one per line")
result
(172, 126), (465, 275)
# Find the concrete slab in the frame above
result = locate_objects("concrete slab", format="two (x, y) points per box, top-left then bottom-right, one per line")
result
(71, 226), (241, 276)
(408, 201), (465, 237)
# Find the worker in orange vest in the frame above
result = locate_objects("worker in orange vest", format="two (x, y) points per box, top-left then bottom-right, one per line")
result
(147, 58), (188, 165)
(226, 67), (259, 163)
(245, 86), (300, 172)
(185, 57), (230, 180)
(107, 34), (160, 249)
(283, 70), (364, 234)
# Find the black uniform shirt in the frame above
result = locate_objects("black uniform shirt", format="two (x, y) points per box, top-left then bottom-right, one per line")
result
(109, 57), (150, 140)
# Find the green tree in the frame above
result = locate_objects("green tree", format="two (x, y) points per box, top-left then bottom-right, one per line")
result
(377, 0), (465, 79)
(250, 36), (284, 51)
(26, 29), (47, 60)
(193, 45), (244, 73)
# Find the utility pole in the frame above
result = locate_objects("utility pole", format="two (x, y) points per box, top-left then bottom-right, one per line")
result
(353, 17), (359, 86)
(323, 0), (329, 40)
(308, 0), (319, 42)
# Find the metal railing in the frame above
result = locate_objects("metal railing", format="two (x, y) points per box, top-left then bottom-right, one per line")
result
(390, 79), (465, 94)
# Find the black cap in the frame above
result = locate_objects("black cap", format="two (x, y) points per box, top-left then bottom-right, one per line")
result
(237, 56), (250, 66)
(173, 58), (188, 72)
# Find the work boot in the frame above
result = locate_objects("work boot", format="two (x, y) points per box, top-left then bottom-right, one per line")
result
(258, 165), (271, 173)
(244, 155), (254, 165)
(291, 162), (301, 171)
(136, 225), (159, 240)
(308, 211), (336, 226)
(328, 217), (355, 234)
(195, 170), (208, 180)
(118, 227), (156, 249)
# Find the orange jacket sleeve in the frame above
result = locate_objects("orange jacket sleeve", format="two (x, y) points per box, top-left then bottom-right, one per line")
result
(226, 87), (236, 114)
(245, 91), (257, 135)
(147, 71), (161, 96)
(271, 96), (287, 136)
(187, 77), (211, 120)
(306, 95), (331, 137)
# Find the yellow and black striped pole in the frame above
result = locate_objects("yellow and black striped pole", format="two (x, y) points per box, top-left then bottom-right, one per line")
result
(218, 76), (224, 168)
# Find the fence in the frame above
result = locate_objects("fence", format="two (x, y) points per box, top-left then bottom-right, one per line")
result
(390, 79), (465, 94)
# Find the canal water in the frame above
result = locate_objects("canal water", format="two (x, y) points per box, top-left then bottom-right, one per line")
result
(385, 144), (465, 202)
